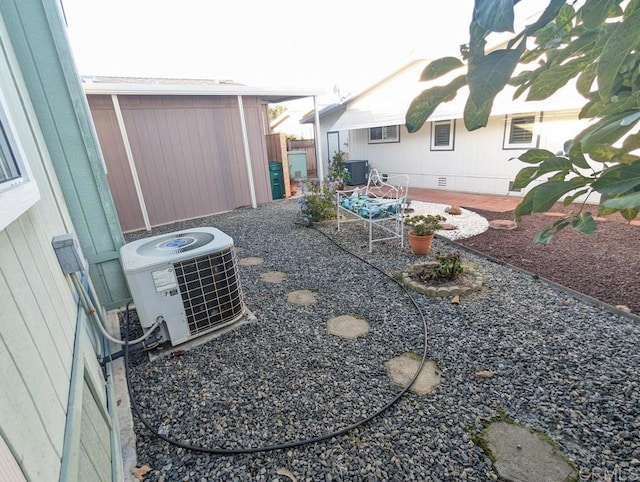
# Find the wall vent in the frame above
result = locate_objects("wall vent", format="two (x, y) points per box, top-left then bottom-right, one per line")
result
(438, 177), (447, 187)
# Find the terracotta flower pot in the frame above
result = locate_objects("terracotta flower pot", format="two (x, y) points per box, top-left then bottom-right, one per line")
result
(408, 231), (434, 255)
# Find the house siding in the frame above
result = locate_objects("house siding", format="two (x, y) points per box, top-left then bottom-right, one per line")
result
(88, 94), (272, 232)
(1, 0), (129, 311)
(346, 111), (590, 196)
(0, 1), (118, 480)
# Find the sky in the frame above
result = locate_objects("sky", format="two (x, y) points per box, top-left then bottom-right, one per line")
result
(61, 0), (475, 103)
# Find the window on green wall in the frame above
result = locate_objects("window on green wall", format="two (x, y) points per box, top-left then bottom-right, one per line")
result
(0, 121), (22, 189)
(0, 88), (40, 230)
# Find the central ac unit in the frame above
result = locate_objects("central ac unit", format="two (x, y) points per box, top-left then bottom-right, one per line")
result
(120, 227), (246, 346)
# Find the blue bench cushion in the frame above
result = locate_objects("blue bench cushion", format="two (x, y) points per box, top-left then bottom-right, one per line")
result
(340, 195), (400, 218)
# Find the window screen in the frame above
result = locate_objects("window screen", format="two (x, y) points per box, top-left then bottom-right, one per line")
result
(368, 125), (399, 143)
(509, 115), (535, 144)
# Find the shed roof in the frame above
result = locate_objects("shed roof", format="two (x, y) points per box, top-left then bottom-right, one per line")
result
(82, 76), (324, 103)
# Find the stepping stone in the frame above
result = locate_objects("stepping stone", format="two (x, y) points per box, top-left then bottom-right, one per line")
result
(326, 315), (369, 339)
(385, 354), (441, 396)
(440, 223), (457, 230)
(489, 219), (517, 230)
(238, 256), (264, 266)
(259, 271), (287, 283)
(286, 289), (317, 306)
(482, 421), (577, 482)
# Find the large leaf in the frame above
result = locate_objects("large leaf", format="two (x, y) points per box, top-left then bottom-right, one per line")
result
(526, 59), (589, 101)
(464, 43), (525, 130)
(620, 206), (640, 221)
(597, 7), (640, 101)
(474, 0), (515, 32)
(533, 218), (571, 244)
(467, 44), (525, 110)
(572, 211), (597, 234)
(579, 112), (639, 150)
(515, 177), (589, 221)
(576, 63), (598, 95)
(511, 157), (572, 189)
(420, 58), (464, 81)
(601, 190), (640, 208)
(568, 141), (591, 170)
(405, 75), (467, 133)
(586, 144), (624, 162)
(463, 96), (493, 131)
(518, 148), (555, 164)
(563, 188), (591, 206)
(581, 0), (618, 30)
(586, 143), (640, 164)
(592, 162), (640, 194)
(511, 166), (540, 189)
(622, 133), (640, 153)
(507, 0), (568, 49)
(537, 156), (574, 175)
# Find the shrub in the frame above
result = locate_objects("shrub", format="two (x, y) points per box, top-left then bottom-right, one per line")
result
(429, 252), (464, 281)
(328, 151), (350, 185)
(297, 179), (340, 225)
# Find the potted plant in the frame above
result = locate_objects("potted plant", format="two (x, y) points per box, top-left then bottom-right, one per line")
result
(404, 214), (446, 255)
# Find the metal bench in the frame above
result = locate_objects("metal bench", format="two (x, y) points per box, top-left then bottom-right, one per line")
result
(336, 169), (410, 252)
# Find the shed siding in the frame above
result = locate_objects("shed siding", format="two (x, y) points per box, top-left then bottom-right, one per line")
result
(88, 96), (146, 230)
(88, 94), (272, 232)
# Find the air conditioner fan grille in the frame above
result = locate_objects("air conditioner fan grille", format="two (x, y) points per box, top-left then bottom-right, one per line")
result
(173, 247), (244, 336)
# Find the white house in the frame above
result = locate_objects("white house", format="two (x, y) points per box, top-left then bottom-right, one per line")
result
(303, 59), (590, 197)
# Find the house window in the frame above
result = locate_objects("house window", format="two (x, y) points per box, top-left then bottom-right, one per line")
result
(430, 120), (455, 151)
(369, 125), (400, 144)
(0, 88), (40, 231)
(503, 113), (540, 149)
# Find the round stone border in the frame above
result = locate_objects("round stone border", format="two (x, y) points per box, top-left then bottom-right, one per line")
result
(400, 262), (484, 297)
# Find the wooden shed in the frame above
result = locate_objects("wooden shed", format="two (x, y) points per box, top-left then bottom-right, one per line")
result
(84, 79), (323, 232)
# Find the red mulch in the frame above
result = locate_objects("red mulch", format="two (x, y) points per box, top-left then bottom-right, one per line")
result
(455, 204), (640, 315)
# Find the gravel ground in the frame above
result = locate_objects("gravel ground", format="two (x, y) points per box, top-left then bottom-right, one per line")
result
(123, 200), (640, 481)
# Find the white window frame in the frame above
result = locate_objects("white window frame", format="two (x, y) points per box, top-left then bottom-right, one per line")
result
(368, 125), (400, 144)
(430, 119), (455, 151)
(503, 113), (541, 150)
(0, 88), (40, 231)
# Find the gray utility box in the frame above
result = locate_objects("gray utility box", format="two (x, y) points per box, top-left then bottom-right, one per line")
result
(346, 160), (369, 185)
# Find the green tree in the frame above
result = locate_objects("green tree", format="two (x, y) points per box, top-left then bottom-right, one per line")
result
(268, 104), (287, 121)
(406, 0), (640, 243)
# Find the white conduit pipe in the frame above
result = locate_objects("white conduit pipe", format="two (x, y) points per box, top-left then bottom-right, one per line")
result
(69, 272), (161, 346)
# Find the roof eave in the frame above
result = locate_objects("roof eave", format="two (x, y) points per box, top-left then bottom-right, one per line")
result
(83, 82), (324, 102)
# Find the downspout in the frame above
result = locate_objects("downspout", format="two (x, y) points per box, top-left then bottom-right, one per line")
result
(237, 95), (258, 208)
(111, 94), (152, 231)
(313, 95), (324, 183)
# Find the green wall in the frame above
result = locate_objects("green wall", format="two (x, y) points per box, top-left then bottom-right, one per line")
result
(1, 0), (130, 310)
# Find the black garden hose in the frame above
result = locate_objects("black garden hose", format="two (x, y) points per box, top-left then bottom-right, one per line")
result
(123, 224), (430, 455)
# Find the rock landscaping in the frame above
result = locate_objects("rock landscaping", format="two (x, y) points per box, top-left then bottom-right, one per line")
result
(121, 200), (640, 481)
